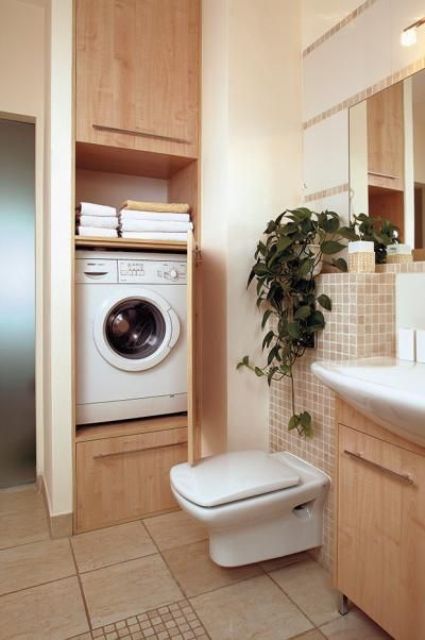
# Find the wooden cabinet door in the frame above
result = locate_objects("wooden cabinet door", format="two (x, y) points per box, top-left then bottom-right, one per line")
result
(337, 425), (425, 639)
(75, 0), (199, 157)
(187, 230), (201, 464)
(75, 427), (188, 532)
(367, 82), (404, 191)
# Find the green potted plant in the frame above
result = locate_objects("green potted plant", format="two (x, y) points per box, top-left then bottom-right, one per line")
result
(341, 213), (399, 264)
(237, 207), (348, 438)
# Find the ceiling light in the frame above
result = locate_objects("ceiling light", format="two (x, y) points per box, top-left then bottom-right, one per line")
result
(401, 17), (425, 47)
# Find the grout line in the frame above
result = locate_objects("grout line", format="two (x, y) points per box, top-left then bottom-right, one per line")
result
(69, 538), (93, 632)
(266, 568), (322, 631)
(0, 533), (51, 553)
(76, 549), (160, 575)
(0, 571), (77, 600)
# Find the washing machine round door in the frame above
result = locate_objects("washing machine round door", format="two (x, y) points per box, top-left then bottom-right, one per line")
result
(94, 290), (180, 371)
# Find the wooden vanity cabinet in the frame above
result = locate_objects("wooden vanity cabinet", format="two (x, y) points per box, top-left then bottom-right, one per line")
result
(336, 401), (425, 640)
(75, 0), (200, 159)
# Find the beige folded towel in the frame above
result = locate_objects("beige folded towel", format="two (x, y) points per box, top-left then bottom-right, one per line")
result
(121, 200), (190, 214)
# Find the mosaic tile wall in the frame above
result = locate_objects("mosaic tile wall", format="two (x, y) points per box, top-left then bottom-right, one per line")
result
(269, 272), (396, 570)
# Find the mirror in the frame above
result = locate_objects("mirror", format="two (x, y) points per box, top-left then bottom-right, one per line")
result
(349, 67), (425, 254)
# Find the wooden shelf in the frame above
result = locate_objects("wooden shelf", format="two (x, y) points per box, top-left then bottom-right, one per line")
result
(75, 235), (187, 252)
(75, 413), (188, 443)
(76, 142), (196, 180)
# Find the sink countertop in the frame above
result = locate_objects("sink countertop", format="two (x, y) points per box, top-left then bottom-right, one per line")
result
(311, 356), (425, 448)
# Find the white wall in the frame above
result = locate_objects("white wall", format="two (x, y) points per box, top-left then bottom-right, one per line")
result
(0, 0), (45, 476)
(42, 0), (74, 516)
(301, 0), (425, 218)
(201, 0), (303, 453)
(396, 274), (425, 329)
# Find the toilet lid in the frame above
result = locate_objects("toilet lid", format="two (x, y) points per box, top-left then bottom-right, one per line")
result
(170, 450), (301, 507)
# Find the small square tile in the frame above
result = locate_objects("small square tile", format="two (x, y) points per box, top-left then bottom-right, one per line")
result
(144, 511), (207, 551)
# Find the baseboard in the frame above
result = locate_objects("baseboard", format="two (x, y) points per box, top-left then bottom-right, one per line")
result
(37, 475), (73, 538)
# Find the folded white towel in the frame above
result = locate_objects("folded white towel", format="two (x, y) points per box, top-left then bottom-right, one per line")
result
(78, 202), (117, 217)
(120, 232), (187, 242)
(120, 219), (192, 233)
(77, 227), (118, 238)
(78, 215), (118, 229)
(120, 209), (190, 223)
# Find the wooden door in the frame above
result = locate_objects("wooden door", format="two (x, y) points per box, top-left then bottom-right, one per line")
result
(187, 230), (200, 464)
(75, 0), (199, 157)
(367, 82), (404, 191)
(337, 425), (425, 639)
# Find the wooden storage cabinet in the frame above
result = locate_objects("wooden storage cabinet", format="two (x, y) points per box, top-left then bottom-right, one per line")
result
(336, 404), (425, 640)
(75, 424), (188, 533)
(75, 0), (200, 159)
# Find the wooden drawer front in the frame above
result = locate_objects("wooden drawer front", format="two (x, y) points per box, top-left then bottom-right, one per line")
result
(75, 427), (187, 532)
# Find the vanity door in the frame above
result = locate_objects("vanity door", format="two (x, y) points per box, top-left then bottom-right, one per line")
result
(337, 425), (425, 640)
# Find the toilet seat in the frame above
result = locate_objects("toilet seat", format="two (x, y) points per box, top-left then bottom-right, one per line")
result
(170, 449), (301, 507)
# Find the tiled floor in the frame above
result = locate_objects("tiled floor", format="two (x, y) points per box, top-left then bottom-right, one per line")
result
(0, 485), (392, 640)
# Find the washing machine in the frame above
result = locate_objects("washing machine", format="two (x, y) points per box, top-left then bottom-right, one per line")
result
(75, 250), (187, 425)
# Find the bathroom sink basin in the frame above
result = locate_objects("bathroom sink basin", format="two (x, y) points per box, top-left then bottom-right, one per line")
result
(311, 357), (425, 447)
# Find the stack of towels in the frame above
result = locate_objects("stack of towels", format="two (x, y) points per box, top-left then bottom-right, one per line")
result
(76, 202), (119, 237)
(119, 200), (192, 242)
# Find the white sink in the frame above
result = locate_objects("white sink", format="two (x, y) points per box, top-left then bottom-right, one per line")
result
(311, 357), (425, 447)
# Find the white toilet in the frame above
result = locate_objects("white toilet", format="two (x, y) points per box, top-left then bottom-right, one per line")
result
(170, 450), (329, 567)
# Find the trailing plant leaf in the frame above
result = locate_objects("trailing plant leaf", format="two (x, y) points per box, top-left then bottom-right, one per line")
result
(237, 207), (348, 437)
(331, 257), (348, 272)
(317, 294), (332, 311)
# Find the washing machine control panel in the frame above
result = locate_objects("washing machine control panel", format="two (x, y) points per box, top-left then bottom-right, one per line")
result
(118, 260), (187, 284)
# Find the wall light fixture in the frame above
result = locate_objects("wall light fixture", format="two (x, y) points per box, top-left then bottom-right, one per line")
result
(401, 17), (425, 47)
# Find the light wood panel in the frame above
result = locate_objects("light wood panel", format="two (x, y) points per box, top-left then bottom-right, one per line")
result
(187, 230), (201, 464)
(336, 401), (425, 640)
(75, 0), (200, 159)
(75, 235), (187, 252)
(169, 160), (199, 241)
(76, 141), (195, 179)
(367, 82), (404, 192)
(76, 414), (187, 443)
(75, 426), (188, 532)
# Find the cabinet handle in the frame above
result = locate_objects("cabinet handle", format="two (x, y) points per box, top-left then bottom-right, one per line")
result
(92, 123), (190, 145)
(368, 171), (397, 180)
(343, 449), (414, 485)
(93, 441), (184, 460)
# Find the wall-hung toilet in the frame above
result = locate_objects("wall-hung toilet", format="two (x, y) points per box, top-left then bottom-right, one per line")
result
(170, 450), (329, 567)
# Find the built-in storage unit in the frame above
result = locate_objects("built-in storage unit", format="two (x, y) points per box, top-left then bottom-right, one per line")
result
(336, 400), (425, 640)
(367, 82), (405, 237)
(73, 0), (201, 533)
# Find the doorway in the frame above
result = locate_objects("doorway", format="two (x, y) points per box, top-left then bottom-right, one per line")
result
(0, 118), (36, 488)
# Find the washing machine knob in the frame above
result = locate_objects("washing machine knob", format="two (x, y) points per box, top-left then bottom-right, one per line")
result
(169, 269), (178, 280)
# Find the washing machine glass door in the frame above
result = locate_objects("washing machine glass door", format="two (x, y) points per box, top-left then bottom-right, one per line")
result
(95, 290), (180, 371)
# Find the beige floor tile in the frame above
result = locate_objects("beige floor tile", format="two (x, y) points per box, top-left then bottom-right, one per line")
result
(163, 539), (262, 597)
(0, 576), (89, 640)
(320, 607), (392, 639)
(270, 558), (340, 626)
(80, 554), (183, 627)
(71, 521), (156, 572)
(0, 538), (75, 596)
(190, 574), (313, 640)
(144, 510), (208, 551)
(0, 486), (49, 550)
(292, 631), (326, 640)
(260, 551), (311, 573)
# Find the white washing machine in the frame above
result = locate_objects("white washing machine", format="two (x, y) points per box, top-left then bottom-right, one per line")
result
(76, 250), (187, 425)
